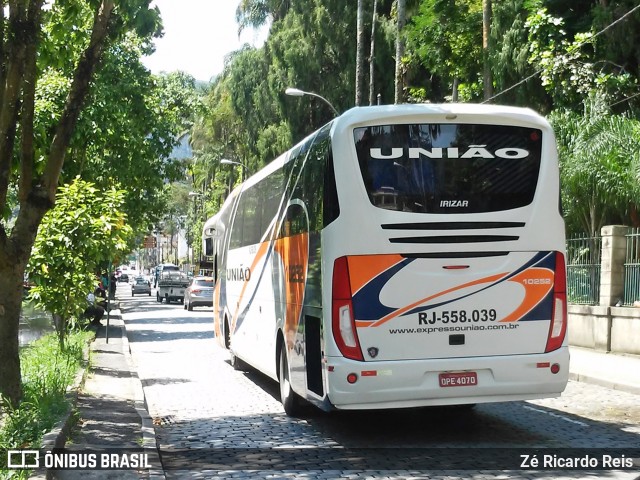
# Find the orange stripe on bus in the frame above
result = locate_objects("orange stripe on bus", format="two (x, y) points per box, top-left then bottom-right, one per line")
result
(347, 255), (406, 295)
(367, 272), (509, 328)
(499, 268), (554, 322)
(213, 280), (222, 344)
(274, 233), (309, 347)
(230, 241), (271, 332)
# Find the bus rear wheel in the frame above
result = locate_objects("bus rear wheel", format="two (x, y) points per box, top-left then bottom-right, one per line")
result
(230, 350), (246, 371)
(279, 348), (302, 416)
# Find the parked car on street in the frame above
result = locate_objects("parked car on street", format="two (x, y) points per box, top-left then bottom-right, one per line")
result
(184, 276), (214, 311)
(131, 276), (151, 296)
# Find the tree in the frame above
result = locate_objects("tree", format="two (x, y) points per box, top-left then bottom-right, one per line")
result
(552, 96), (640, 236)
(482, 0), (493, 100)
(0, 0), (160, 407)
(406, 0), (483, 101)
(355, 0), (365, 106)
(26, 179), (132, 349)
(488, 0), (550, 110)
(369, 0), (379, 105)
(61, 48), (195, 239)
(236, 0), (290, 32)
(394, 0), (406, 103)
(526, 6), (639, 111)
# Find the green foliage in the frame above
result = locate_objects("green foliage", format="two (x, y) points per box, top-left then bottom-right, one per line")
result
(489, 0), (551, 109)
(187, 0), (640, 242)
(406, 0), (483, 100)
(26, 179), (132, 346)
(62, 42), (198, 238)
(526, 7), (639, 110)
(236, 0), (291, 32)
(0, 331), (91, 474)
(551, 96), (640, 236)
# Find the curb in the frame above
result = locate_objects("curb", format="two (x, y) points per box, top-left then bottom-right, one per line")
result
(119, 310), (166, 480)
(568, 372), (640, 396)
(29, 329), (97, 480)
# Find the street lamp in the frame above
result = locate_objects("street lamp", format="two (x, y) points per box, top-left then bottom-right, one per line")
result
(187, 191), (205, 265)
(285, 87), (339, 116)
(220, 158), (248, 182)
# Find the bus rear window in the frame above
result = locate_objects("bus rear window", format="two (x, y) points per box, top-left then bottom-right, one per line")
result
(353, 124), (542, 213)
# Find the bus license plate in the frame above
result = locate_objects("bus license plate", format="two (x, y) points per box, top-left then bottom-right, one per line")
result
(439, 372), (478, 388)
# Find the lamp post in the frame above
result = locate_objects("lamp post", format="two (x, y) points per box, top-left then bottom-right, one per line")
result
(220, 158), (248, 182)
(285, 87), (339, 116)
(188, 192), (204, 268)
(188, 191), (204, 218)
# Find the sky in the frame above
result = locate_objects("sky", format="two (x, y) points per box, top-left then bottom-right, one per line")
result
(142, 0), (268, 83)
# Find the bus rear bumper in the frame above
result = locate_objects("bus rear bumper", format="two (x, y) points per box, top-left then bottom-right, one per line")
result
(325, 348), (569, 410)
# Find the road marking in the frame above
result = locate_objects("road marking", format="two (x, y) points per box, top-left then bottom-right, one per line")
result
(522, 405), (589, 426)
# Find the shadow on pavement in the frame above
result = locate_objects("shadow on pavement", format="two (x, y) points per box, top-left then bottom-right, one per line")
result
(126, 328), (214, 342)
(141, 377), (192, 388)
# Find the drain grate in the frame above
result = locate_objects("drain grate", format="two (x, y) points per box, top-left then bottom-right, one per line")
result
(154, 415), (176, 426)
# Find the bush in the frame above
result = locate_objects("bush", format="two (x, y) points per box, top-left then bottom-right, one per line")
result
(0, 331), (92, 477)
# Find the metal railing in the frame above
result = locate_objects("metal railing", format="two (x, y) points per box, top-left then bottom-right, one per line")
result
(623, 228), (640, 306)
(566, 234), (601, 305)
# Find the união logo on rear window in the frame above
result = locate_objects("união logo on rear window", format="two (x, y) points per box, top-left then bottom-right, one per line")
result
(369, 145), (529, 160)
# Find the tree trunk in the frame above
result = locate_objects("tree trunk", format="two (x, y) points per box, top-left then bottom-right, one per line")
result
(0, 190), (54, 405)
(0, 0), (115, 407)
(394, 0), (406, 104)
(369, 0), (378, 106)
(482, 0), (493, 101)
(452, 78), (459, 102)
(0, 260), (26, 405)
(355, 0), (365, 106)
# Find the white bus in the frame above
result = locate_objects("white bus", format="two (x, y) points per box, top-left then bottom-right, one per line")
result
(211, 104), (568, 415)
(202, 212), (224, 278)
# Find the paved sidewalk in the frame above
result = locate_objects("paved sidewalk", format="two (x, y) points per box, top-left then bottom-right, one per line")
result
(568, 346), (640, 395)
(34, 308), (163, 480)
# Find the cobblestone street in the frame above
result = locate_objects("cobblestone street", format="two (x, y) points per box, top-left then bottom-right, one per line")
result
(120, 294), (640, 479)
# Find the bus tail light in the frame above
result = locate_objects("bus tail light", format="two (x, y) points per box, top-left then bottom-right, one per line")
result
(546, 252), (567, 353)
(332, 257), (364, 361)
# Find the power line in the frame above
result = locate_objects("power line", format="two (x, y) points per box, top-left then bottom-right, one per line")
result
(485, 3), (640, 104)
(609, 91), (640, 108)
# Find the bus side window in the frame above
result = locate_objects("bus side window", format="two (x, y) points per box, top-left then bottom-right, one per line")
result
(278, 204), (306, 238)
(204, 238), (214, 256)
(214, 253), (218, 283)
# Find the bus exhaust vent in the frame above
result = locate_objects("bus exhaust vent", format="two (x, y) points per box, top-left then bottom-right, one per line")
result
(389, 235), (519, 244)
(401, 251), (509, 259)
(381, 221), (525, 230)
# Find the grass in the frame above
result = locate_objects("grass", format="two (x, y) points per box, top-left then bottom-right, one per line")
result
(0, 330), (93, 478)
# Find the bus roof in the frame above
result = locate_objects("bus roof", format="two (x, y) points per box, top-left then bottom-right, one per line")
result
(333, 103), (550, 131)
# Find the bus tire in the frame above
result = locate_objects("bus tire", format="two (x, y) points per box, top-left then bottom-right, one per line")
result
(230, 350), (246, 371)
(453, 403), (476, 410)
(223, 318), (231, 349)
(279, 349), (302, 416)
